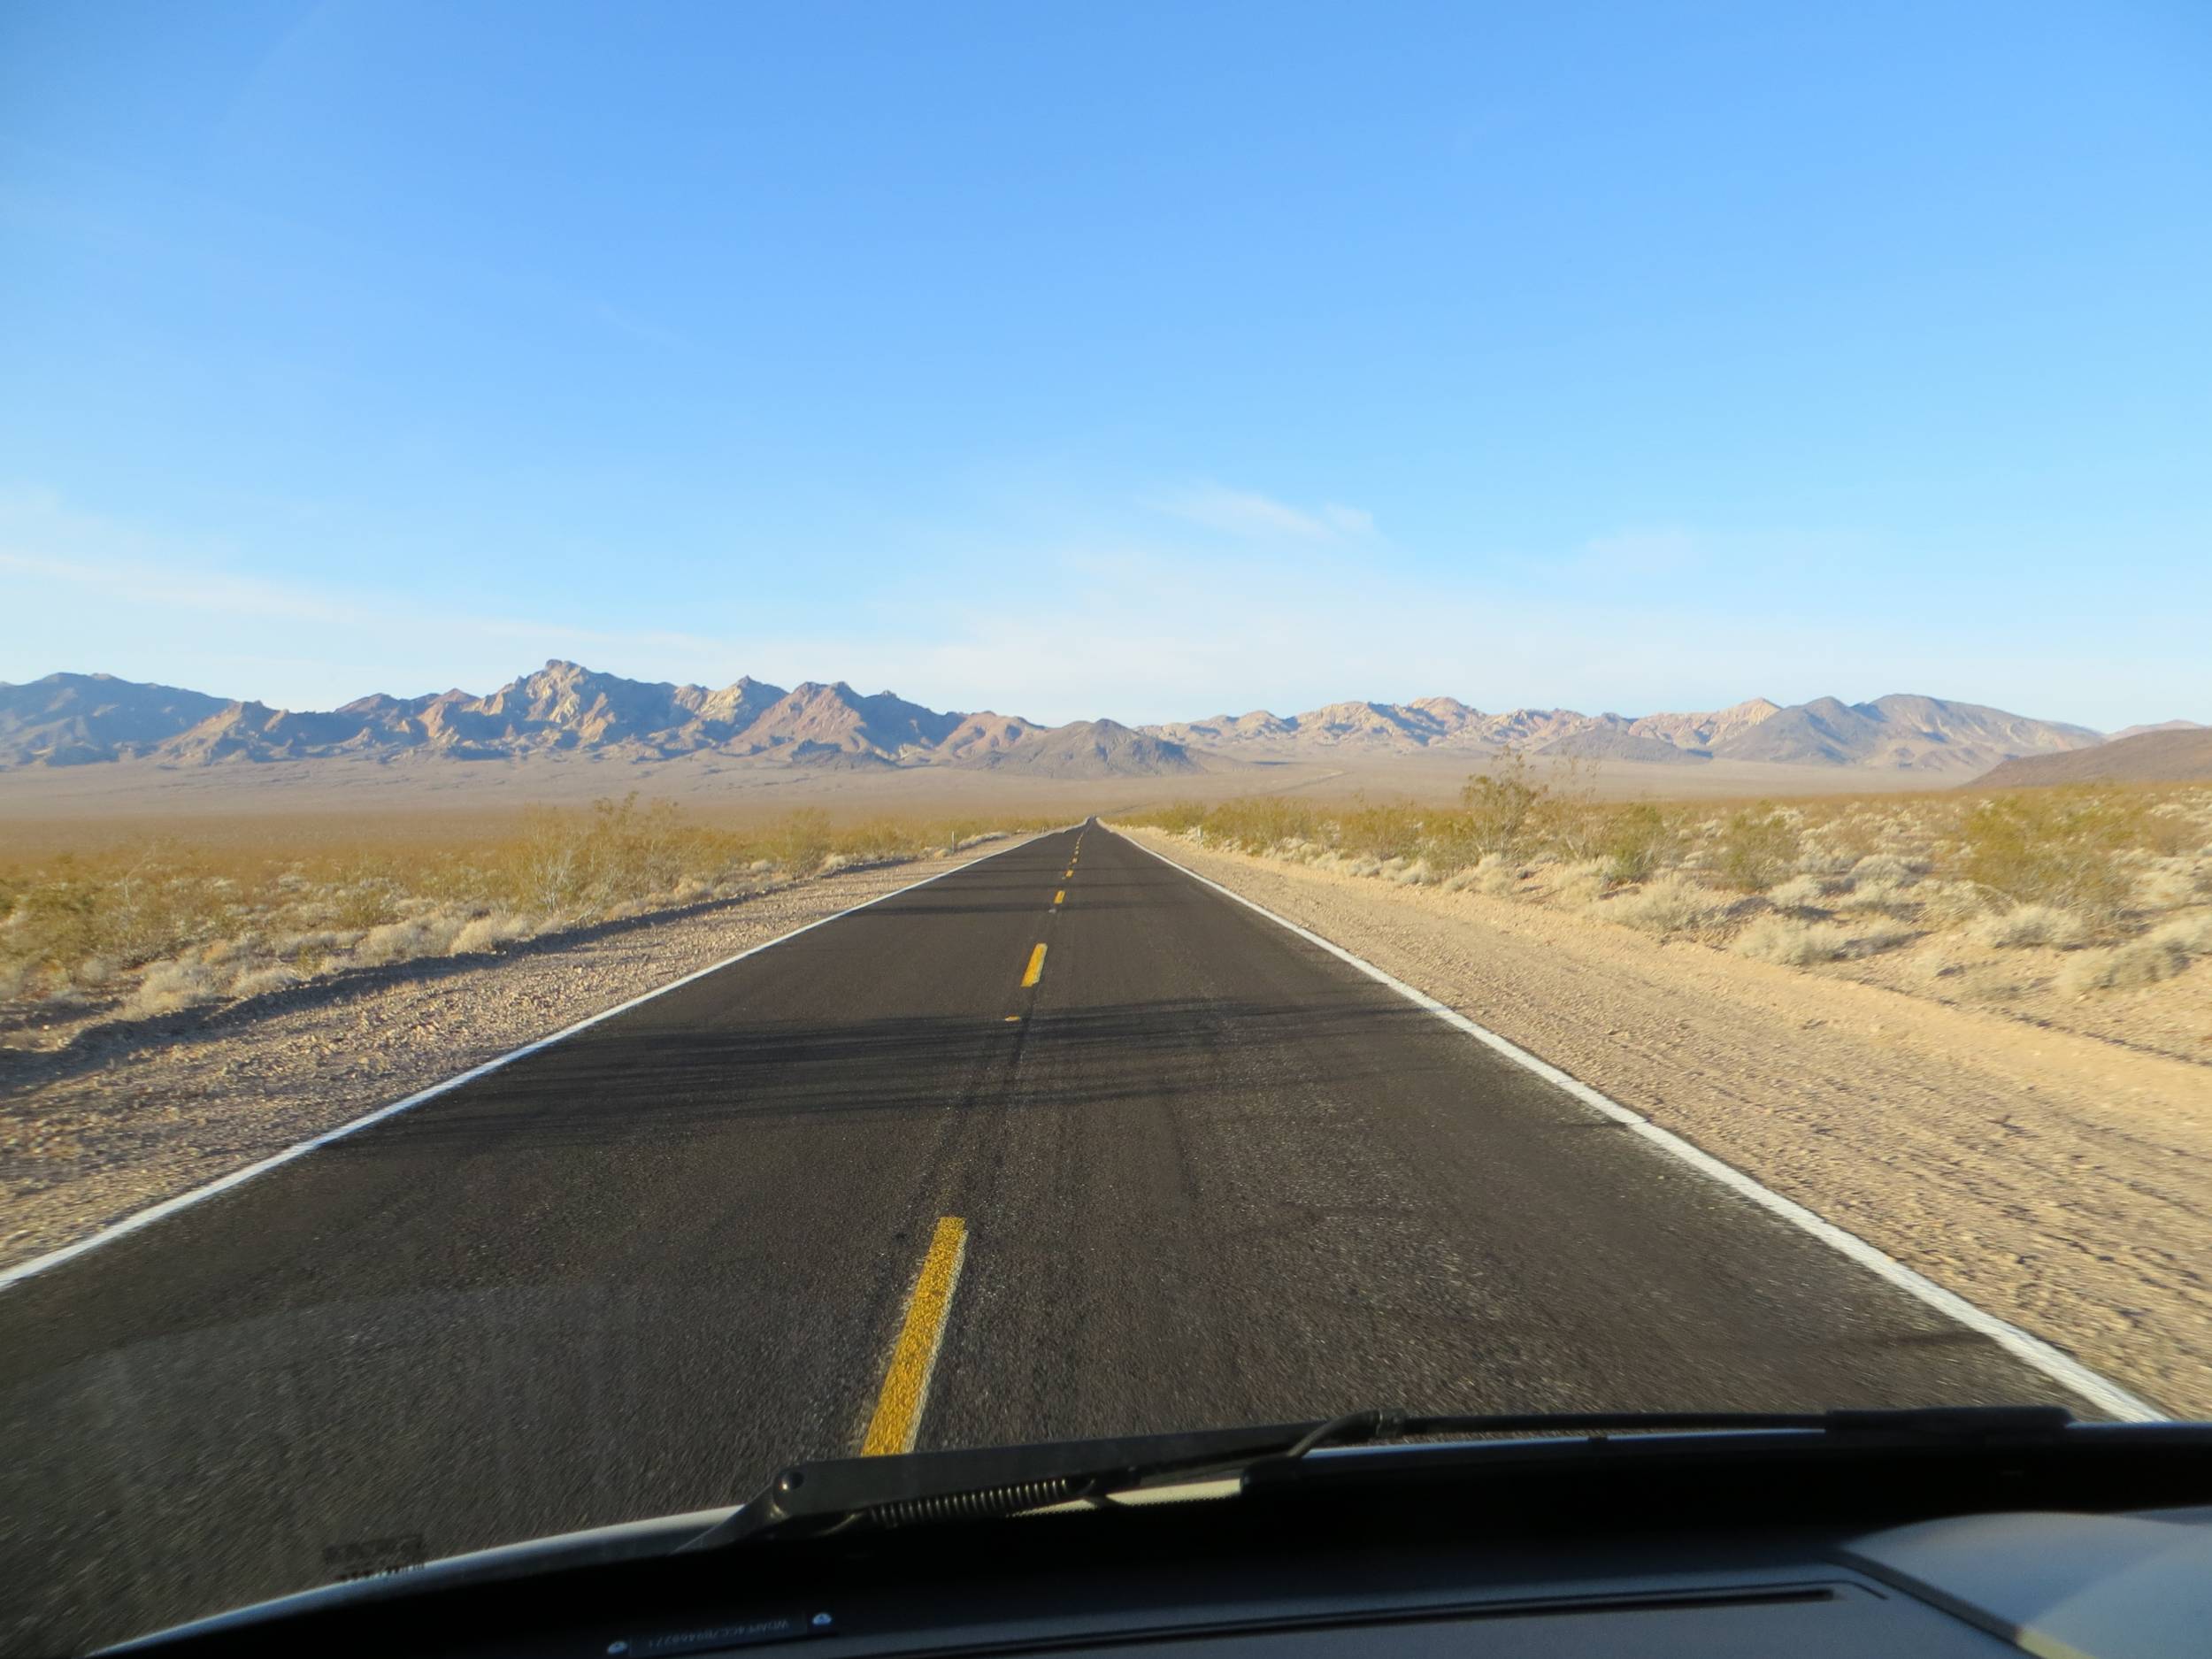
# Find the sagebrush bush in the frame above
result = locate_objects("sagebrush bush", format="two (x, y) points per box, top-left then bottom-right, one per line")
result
(129, 960), (218, 1017)
(1834, 878), (1912, 914)
(450, 912), (537, 955)
(2057, 938), (2192, 995)
(2146, 911), (2212, 956)
(1849, 853), (1919, 887)
(1969, 904), (2090, 950)
(1765, 873), (1832, 910)
(227, 963), (303, 999)
(1733, 916), (1852, 965)
(1598, 874), (1718, 936)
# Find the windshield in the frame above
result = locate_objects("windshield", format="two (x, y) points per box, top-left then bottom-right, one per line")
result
(4, 2), (2209, 1652)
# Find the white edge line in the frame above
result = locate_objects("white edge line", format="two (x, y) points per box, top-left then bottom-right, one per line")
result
(0, 832), (1064, 1296)
(1113, 828), (2165, 1424)
(893, 1225), (969, 1456)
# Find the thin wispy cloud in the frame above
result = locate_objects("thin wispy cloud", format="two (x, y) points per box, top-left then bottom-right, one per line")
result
(4, 487), (2200, 732)
(1149, 484), (1378, 542)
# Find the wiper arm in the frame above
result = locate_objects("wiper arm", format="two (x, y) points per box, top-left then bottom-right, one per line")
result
(682, 1406), (2079, 1550)
(680, 1419), (1323, 1549)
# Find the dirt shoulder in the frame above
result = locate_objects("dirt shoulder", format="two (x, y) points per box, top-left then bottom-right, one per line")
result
(1117, 826), (2212, 1417)
(0, 840), (1035, 1274)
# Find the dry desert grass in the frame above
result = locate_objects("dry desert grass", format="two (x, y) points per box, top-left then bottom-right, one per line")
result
(0, 795), (1052, 1048)
(1129, 764), (2212, 1061)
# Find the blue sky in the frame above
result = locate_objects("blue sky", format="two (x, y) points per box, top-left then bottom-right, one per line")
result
(3, 0), (2207, 728)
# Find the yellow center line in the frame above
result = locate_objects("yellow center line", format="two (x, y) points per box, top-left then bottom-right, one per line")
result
(1021, 942), (1048, 987)
(1054, 889), (1065, 905)
(861, 1217), (968, 1456)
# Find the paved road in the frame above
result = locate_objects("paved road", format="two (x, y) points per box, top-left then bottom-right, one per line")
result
(0, 824), (2085, 1653)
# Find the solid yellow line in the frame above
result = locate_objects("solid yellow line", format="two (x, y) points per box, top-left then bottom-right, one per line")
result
(862, 1217), (968, 1456)
(1054, 889), (1065, 905)
(1021, 942), (1048, 987)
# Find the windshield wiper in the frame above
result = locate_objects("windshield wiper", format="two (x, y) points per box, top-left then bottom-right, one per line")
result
(683, 1405), (2082, 1549)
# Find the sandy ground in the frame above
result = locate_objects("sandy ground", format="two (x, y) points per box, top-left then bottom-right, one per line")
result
(1118, 827), (2212, 1417)
(0, 839), (1037, 1274)
(0, 745), (1953, 833)
(0, 749), (1333, 827)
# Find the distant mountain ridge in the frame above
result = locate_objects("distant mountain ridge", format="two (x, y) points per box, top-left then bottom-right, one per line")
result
(1141, 692), (2105, 775)
(0, 663), (2151, 779)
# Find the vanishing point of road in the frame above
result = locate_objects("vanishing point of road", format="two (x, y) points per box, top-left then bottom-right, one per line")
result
(0, 824), (2094, 1653)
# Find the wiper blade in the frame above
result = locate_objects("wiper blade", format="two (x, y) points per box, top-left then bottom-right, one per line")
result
(684, 1406), (2079, 1549)
(1271, 1404), (2077, 1459)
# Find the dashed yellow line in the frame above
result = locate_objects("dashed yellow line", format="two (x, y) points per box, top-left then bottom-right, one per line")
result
(1064, 867), (1074, 879)
(1054, 889), (1065, 905)
(1021, 942), (1048, 987)
(862, 1217), (968, 1456)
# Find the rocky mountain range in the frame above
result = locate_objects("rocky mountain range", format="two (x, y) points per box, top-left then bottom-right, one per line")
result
(1141, 692), (2108, 775)
(0, 662), (2139, 780)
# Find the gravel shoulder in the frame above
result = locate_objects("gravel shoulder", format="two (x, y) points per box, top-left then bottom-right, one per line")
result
(1119, 826), (2212, 1417)
(0, 840), (1036, 1273)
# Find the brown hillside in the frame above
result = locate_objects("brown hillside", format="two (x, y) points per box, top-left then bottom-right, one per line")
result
(1972, 728), (2212, 787)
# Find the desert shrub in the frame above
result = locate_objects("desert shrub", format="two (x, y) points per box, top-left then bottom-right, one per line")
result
(129, 959), (218, 1017)
(1143, 803), (1209, 837)
(832, 817), (933, 865)
(1849, 853), (1919, 887)
(1547, 858), (1612, 910)
(1955, 789), (2155, 926)
(1599, 804), (1673, 885)
(451, 912), (537, 955)
(227, 963), (303, 999)
(1734, 916), (1852, 965)
(1916, 880), (1991, 929)
(356, 914), (467, 964)
(1969, 903), (2089, 950)
(2056, 935), (2196, 995)
(2145, 910), (2212, 956)
(1458, 750), (1550, 860)
(1335, 804), (1423, 862)
(1532, 757), (1607, 861)
(1597, 874), (1718, 936)
(1765, 873), (1832, 910)
(332, 879), (403, 931)
(2133, 862), (2208, 911)
(1834, 878), (1912, 914)
(1441, 853), (1521, 897)
(1733, 915), (1911, 964)
(1716, 806), (1800, 892)
(1848, 919), (1916, 956)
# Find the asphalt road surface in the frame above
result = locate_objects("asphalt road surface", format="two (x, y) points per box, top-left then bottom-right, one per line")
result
(0, 824), (2090, 1654)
